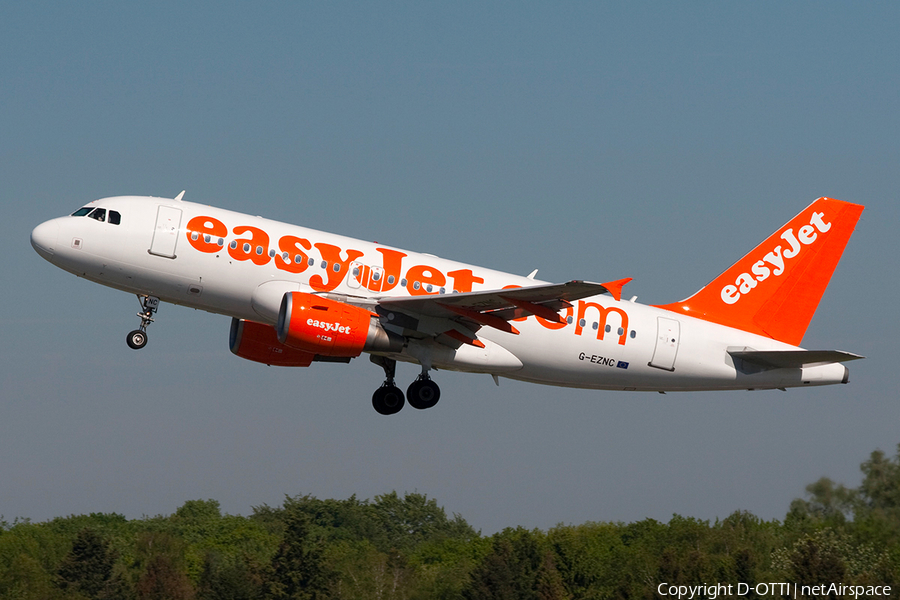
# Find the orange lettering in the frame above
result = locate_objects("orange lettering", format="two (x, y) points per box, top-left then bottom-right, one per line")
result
(186, 216), (227, 253)
(448, 269), (485, 293)
(576, 301), (629, 345)
(309, 243), (364, 292)
(275, 235), (313, 274)
(228, 225), (271, 265)
(405, 265), (446, 296)
(371, 248), (407, 292)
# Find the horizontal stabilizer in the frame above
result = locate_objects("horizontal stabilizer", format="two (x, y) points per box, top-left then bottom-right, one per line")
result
(727, 349), (864, 369)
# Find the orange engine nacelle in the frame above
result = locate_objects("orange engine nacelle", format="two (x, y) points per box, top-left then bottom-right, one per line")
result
(276, 291), (402, 357)
(229, 318), (316, 367)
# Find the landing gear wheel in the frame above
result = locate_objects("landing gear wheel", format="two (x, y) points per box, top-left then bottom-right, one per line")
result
(372, 384), (405, 415)
(126, 329), (148, 349)
(127, 295), (159, 350)
(407, 378), (440, 410)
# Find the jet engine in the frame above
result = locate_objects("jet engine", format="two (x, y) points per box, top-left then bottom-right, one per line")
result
(276, 291), (402, 357)
(229, 318), (316, 367)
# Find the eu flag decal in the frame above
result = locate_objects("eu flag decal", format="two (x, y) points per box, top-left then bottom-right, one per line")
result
(616, 361), (629, 369)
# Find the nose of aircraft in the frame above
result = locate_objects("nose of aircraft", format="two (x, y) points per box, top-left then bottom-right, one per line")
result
(31, 219), (59, 261)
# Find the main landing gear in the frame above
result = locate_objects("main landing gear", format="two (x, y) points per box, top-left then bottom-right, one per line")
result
(126, 295), (159, 350)
(370, 357), (441, 415)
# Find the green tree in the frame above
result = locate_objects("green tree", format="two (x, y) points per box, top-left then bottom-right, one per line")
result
(0, 553), (61, 599)
(853, 445), (900, 546)
(134, 531), (195, 600)
(463, 527), (548, 600)
(197, 549), (263, 600)
(263, 510), (334, 600)
(56, 527), (117, 597)
(372, 492), (475, 554)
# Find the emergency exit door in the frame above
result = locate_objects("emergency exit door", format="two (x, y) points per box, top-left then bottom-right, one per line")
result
(649, 317), (680, 371)
(149, 206), (182, 258)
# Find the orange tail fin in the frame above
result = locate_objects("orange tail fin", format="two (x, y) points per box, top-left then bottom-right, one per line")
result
(655, 198), (864, 345)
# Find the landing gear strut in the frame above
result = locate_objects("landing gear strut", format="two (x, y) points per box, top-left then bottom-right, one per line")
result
(371, 356), (405, 415)
(126, 295), (159, 350)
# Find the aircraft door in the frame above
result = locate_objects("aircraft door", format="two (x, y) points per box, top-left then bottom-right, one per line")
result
(348, 262), (365, 289)
(149, 206), (183, 259)
(649, 317), (680, 371)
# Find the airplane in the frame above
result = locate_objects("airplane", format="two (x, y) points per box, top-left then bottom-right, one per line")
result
(30, 193), (864, 415)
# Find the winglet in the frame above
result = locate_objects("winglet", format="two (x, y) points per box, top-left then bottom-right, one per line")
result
(601, 278), (632, 302)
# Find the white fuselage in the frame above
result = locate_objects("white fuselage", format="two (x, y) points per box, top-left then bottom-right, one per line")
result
(30, 196), (848, 391)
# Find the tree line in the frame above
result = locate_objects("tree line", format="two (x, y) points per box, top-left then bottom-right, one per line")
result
(1, 445), (898, 599)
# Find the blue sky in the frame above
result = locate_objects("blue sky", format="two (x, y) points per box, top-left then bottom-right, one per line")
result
(2, 3), (898, 533)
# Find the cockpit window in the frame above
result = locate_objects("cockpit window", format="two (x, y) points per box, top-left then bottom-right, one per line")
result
(88, 208), (106, 222)
(108, 210), (121, 225)
(72, 207), (92, 216)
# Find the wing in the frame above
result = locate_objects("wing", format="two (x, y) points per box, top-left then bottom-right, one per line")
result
(375, 279), (630, 348)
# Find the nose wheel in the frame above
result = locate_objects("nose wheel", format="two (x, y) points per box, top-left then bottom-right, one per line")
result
(126, 329), (148, 349)
(127, 295), (159, 350)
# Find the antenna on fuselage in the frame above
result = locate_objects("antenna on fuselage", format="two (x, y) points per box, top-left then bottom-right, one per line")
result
(174, 190), (186, 202)
(526, 269), (538, 279)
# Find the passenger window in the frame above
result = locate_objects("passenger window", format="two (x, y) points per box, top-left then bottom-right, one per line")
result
(108, 211), (121, 225)
(88, 208), (106, 222)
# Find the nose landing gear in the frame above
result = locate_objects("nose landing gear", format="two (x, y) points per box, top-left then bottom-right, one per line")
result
(126, 295), (159, 350)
